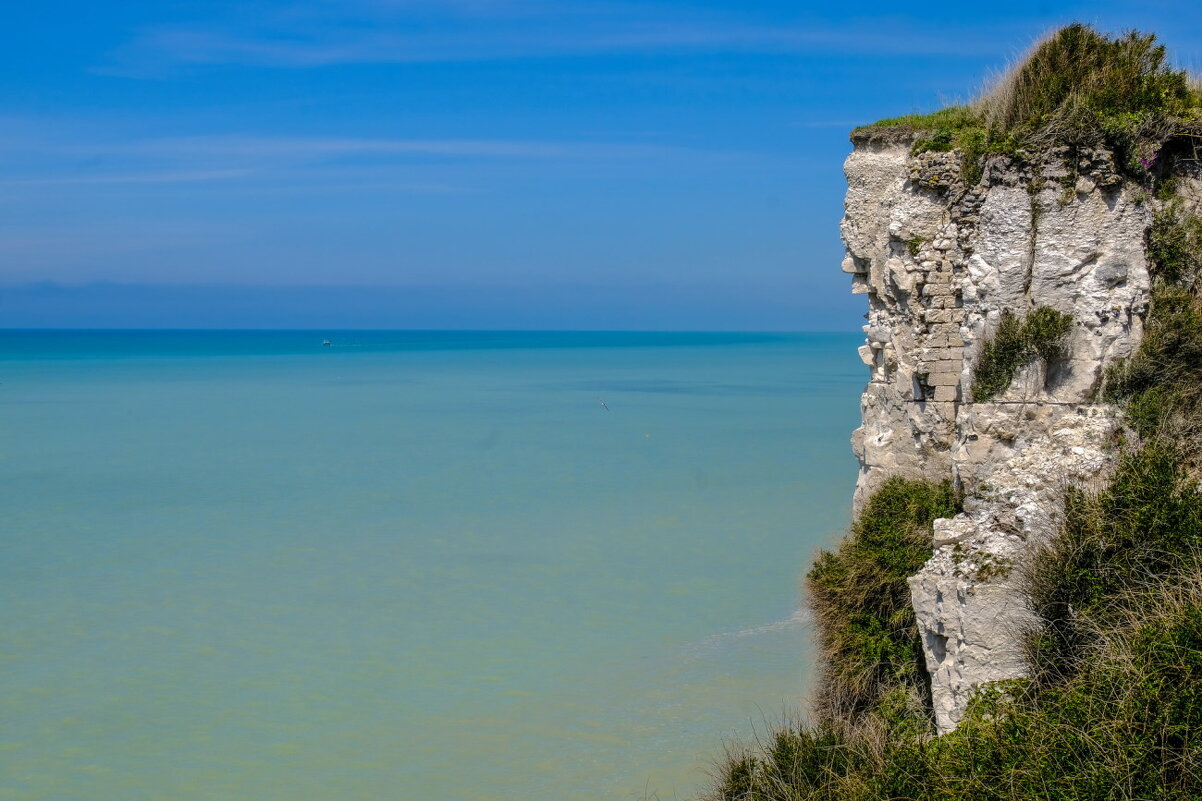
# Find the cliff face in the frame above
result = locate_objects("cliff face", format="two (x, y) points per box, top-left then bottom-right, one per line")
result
(841, 137), (1153, 732)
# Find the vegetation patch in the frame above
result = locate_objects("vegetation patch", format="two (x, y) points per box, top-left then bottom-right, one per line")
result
(1105, 283), (1202, 444)
(852, 24), (1202, 185)
(1147, 200), (1202, 286)
(710, 590), (1202, 801)
(975, 24), (1198, 152)
(972, 306), (1073, 402)
(1022, 437), (1202, 679)
(806, 477), (960, 726)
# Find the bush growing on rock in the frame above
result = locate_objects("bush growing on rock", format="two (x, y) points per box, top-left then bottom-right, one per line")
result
(852, 24), (1202, 184)
(807, 477), (959, 727)
(971, 306), (1073, 402)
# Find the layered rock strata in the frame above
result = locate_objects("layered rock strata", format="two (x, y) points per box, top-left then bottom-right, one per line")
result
(842, 135), (1153, 733)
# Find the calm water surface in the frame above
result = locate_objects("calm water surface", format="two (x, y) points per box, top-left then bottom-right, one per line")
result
(1, 331), (862, 800)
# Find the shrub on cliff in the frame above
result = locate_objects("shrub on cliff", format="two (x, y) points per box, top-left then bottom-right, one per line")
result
(1108, 287), (1202, 431)
(971, 306), (1073, 402)
(710, 568), (1202, 801)
(1148, 200), (1202, 289)
(1023, 438), (1202, 685)
(976, 24), (1198, 150)
(929, 577), (1202, 801)
(807, 477), (959, 726)
(853, 24), (1202, 183)
(709, 478), (957, 801)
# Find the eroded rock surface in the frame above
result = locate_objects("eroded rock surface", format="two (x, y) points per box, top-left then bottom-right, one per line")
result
(842, 138), (1152, 732)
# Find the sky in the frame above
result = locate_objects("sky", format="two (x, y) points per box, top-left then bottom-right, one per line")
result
(3, 0), (1201, 330)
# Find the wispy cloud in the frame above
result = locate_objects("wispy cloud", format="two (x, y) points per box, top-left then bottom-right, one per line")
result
(0, 168), (253, 187)
(125, 25), (1005, 69)
(9, 131), (701, 171)
(125, 135), (688, 160)
(0, 127), (737, 195)
(99, 2), (1022, 75)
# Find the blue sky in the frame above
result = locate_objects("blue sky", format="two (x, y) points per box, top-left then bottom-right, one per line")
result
(3, 1), (1201, 329)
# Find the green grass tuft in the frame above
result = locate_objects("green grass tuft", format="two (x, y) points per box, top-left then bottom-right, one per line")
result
(1148, 200), (1202, 286)
(853, 106), (979, 136)
(1105, 283), (1202, 448)
(972, 306), (1073, 402)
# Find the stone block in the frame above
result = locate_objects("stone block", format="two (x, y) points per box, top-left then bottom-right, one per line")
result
(927, 362), (961, 376)
(933, 385), (959, 402)
(841, 256), (865, 274)
(925, 308), (965, 324)
(929, 372), (960, 386)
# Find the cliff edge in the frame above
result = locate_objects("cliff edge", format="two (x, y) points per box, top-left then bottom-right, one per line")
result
(843, 139), (1152, 731)
(708, 23), (1202, 800)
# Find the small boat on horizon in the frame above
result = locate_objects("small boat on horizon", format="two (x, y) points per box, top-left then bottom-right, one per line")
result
(322, 339), (331, 347)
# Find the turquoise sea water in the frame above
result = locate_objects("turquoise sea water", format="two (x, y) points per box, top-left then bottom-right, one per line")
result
(1, 331), (862, 801)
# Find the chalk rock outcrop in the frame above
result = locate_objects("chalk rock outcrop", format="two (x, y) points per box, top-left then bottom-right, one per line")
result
(842, 135), (1152, 733)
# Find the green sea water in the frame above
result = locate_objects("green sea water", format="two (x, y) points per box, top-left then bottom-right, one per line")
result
(0, 331), (862, 800)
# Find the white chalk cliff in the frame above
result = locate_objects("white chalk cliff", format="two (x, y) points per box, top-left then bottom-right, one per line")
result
(841, 134), (1155, 733)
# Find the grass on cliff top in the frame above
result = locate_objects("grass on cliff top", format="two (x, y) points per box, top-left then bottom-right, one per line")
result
(852, 23), (1202, 182)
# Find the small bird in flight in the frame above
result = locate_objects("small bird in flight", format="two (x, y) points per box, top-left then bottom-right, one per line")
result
(597, 398), (610, 412)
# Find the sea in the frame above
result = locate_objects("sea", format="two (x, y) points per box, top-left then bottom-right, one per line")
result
(0, 330), (863, 801)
